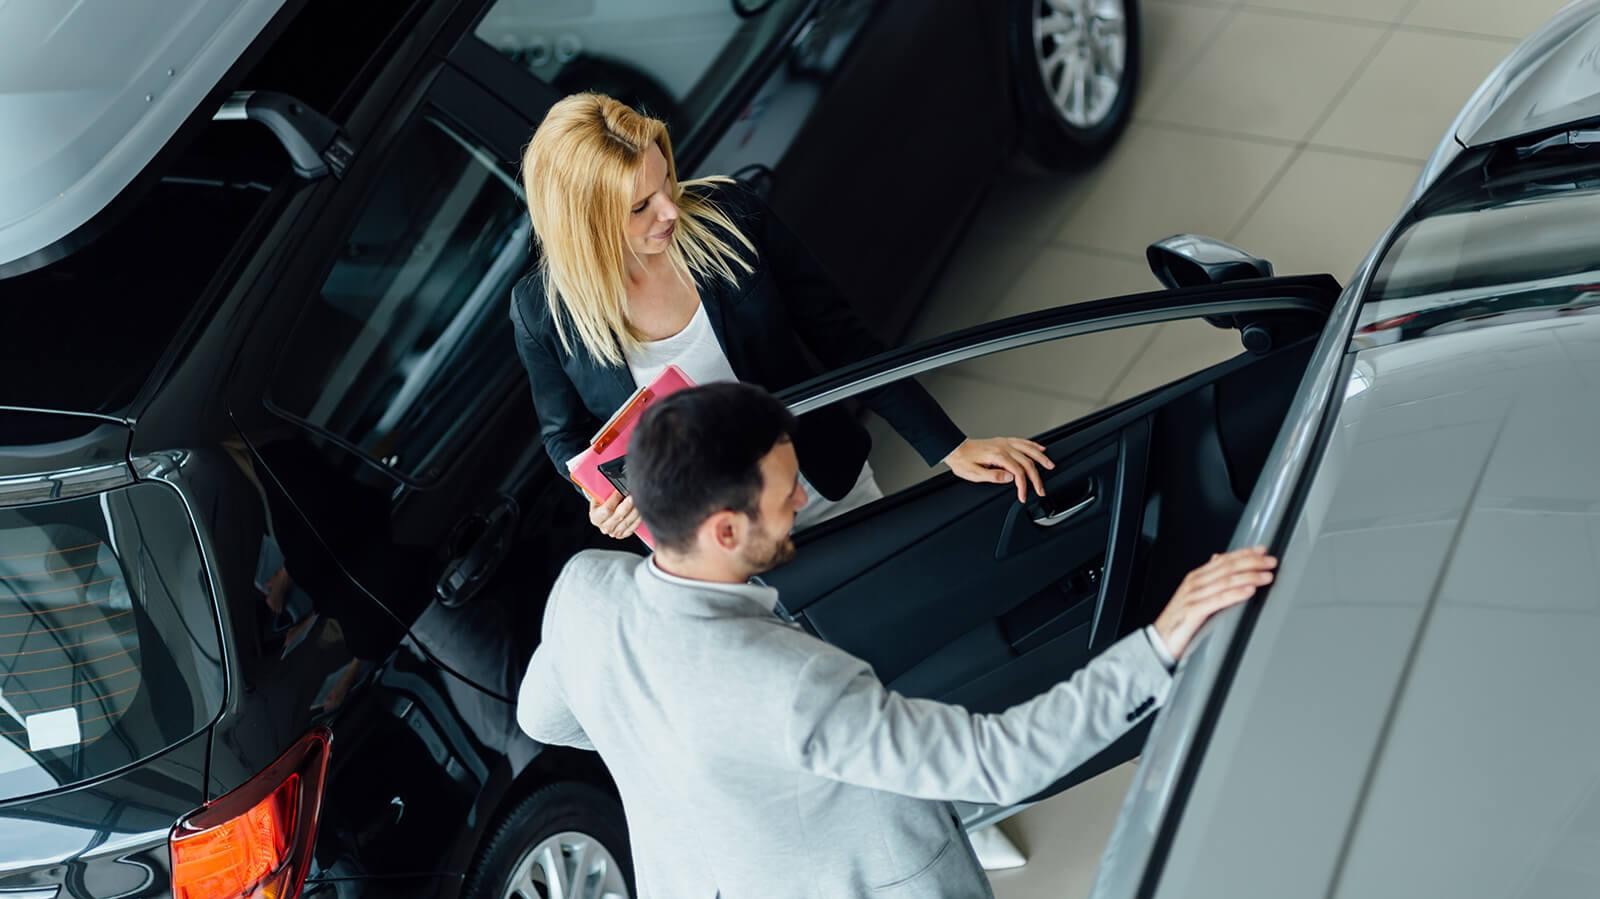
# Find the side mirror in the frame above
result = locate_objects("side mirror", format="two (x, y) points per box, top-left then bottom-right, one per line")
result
(1147, 235), (1282, 354)
(1146, 234), (1274, 289)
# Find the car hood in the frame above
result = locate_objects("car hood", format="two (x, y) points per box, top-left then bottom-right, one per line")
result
(0, 0), (286, 274)
(1456, 0), (1600, 149)
(1148, 311), (1600, 898)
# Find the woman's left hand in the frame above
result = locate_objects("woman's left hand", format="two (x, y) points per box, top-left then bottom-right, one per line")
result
(944, 437), (1055, 503)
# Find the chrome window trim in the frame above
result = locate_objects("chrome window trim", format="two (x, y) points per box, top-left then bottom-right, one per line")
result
(785, 294), (1329, 415)
(131, 450), (234, 740)
(0, 462), (134, 508)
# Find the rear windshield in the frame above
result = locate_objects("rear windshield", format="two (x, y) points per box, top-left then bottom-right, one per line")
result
(0, 125), (288, 415)
(0, 483), (224, 801)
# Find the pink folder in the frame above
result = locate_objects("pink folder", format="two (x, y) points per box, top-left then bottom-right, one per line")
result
(566, 364), (696, 548)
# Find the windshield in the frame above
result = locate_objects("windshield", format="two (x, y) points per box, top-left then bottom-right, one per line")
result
(1357, 166), (1600, 345)
(0, 483), (224, 802)
(0, 125), (289, 415)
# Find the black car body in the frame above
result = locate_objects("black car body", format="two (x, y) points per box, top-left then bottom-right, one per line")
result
(0, 1), (1145, 897)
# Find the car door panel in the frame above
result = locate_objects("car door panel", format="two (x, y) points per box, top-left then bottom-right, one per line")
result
(788, 422), (1141, 690)
(775, 337), (1319, 698)
(765, 277), (1338, 806)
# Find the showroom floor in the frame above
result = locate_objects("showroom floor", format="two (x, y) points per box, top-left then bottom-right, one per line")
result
(854, 0), (1571, 896)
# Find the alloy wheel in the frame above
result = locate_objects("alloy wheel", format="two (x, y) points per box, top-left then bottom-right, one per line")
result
(503, 830), (630, 899)
(1033, 0), (1127, 129)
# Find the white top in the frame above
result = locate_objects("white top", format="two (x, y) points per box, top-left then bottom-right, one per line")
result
(623, 301), (738, 389)
(618, 300), (885, 528)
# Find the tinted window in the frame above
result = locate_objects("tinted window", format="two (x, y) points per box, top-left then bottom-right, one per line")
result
(0, 484), (224, 802)
(0, 127), (287, 414)
(474, 0), (808, 148)
(268, 116), (528, 484)
(1358, 182), (1600, 344)
(856, 321), (1243, 501)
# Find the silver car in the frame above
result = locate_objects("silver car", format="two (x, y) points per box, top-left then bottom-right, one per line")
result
(1085, 2), (1600, 896)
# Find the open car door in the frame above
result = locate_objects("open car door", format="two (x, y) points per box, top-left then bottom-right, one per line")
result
(763, 273), (1341, 823)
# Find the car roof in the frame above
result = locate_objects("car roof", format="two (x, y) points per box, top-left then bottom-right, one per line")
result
(1149, 312), (1600, 898)
(0, 0), (286, 274)
(1456, 0), (1600, 149)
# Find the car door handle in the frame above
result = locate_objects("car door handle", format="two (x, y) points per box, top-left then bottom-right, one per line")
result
(1031, 480), (1097, 528)
(435, 495), (519, 608)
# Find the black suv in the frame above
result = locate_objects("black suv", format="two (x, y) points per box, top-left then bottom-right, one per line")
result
(0, 1), (1145, 897)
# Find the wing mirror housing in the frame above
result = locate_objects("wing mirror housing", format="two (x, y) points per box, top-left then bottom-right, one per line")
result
(1146, 234), (1273, 289)
(1147, 235), (1282, 354)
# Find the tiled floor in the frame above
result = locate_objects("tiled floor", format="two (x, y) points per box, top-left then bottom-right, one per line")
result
(854, 0), (1568, 896)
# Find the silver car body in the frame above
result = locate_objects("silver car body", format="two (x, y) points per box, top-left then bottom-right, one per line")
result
(1092, 1), (1600, 896)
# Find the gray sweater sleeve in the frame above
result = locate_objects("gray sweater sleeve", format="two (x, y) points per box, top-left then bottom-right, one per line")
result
(514, 568), (595, 751)
(785, 631), (1172, 806)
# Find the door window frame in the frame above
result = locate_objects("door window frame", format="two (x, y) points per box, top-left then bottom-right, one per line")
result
(256, 65), (542, 490)
(769, 273), (1343, 835)
(777, 276), (1340, 417)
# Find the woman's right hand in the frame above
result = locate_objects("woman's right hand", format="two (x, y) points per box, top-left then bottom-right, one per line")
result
(589, 492), (642, 540)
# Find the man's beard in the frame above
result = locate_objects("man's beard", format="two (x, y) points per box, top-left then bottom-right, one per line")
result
(740, 523), (796, 574)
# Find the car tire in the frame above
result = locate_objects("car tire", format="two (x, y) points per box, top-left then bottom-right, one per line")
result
(1009, 0), (1141, 170)
(463, 782), (634, 899)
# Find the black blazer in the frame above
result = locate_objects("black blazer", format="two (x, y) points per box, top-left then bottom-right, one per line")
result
(510, 181), (965, 502)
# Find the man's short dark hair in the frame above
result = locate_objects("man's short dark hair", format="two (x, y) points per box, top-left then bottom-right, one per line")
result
(628, 383), (798, 552)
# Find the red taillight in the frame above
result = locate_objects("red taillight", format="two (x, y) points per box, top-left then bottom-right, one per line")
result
(171, 728), (331, 899)
(1357, 311), (1418, 334)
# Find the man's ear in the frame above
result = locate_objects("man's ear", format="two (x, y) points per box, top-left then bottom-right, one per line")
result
(700, 509), (741, 553)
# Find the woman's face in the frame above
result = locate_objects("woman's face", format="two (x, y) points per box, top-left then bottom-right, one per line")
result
(625, 143), (680, 259)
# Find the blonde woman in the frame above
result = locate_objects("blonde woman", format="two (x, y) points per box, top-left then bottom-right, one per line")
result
(512, 93), (1054, 541)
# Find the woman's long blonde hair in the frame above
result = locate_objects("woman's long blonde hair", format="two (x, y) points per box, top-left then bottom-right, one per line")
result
(522, 93), (755, 366)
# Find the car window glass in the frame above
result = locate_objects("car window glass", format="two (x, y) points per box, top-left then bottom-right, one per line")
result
(0, 485), (224, 802)
(268, 115), (529, 484)
(473, 0), (809, 149)
(797, 320), (1245, 530)
(1356, 186), (1600, 346)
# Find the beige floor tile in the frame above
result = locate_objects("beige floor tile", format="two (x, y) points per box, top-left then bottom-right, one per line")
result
(988, 762), (1140, 899)
(860, 367), (1096, 497)
(910, 240), (1041, 342)
(1055, 126), (1294, 255)
(1402, 0), (1570, 40)
(909, 176), (1096, 343)
(993, 247), (1159, 320)
(926, 372), (1098, 447)
(1147, 10), (1386, 140)
(1137, 1), (1234, 113)
(1312, 29), (1512, 160)
(1105, 318), (1247, 404)
(1240, 0), (1412, 23)
(864, 414), (929, 497)
(1230, 148), (1421, 280)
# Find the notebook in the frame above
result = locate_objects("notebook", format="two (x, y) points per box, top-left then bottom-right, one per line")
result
(565, 364), (696, 548)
